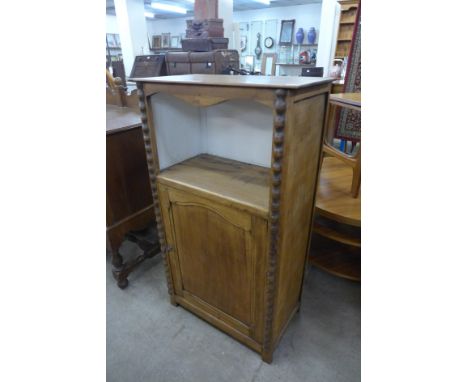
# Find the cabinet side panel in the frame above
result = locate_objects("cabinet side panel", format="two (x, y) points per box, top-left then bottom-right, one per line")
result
(273, 92), (328, 341)
(150, 93), (203, 170)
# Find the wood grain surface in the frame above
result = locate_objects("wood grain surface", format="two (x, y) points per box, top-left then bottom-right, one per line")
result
(106, 105), (142, 134)
(131, 74), (333, 89)
(329, 92), (361, 110)
(315, 156), (361, 226)
(157, 154), (270, 218)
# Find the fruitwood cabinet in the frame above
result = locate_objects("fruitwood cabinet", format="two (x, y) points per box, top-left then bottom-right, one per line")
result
(132, 74), (332, 363)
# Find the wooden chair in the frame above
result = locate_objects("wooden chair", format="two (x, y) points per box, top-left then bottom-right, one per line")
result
(106, 69), (139, 111)
(323, 93), (361, 198)
(309, 93), (361, 281)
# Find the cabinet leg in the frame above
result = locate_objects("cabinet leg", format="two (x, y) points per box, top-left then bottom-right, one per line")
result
(170, 296), (179, 307)
(261, 351), (273, 364)
(111, 250), (124, 270)
(117, 277), (129, 289)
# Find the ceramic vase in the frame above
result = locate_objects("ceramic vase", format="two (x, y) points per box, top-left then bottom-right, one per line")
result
(307, 27), (316, 44)
(295, 28), (305, 44)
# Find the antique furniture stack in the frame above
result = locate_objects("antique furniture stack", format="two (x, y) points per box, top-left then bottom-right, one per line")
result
(310, 93), (361, 281)
(133, 74), (333, 362)
(182, 0), (228, 51)
(106, 77), (160, 289)
(165, 0), (239, 75)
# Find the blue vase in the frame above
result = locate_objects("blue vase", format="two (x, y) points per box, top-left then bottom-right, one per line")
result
(295, 28), (304, 44)
(307, 27), (316, 44)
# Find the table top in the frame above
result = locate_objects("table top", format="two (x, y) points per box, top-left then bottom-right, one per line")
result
(329, 93), (361, 109)
(316, 156), (360, 226)
(130, 74), (334, 89)
(106, 105), (141, 134)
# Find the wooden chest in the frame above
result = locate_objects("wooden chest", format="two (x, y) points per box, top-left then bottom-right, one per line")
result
(131, 74), (332, 363)
(181, 37), (229, 52)
(166, 50), (239, 75)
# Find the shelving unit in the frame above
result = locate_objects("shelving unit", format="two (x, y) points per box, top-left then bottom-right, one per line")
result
(106, 33), (126, 86)
(106, 33), (122, 67)
(334, 0), (359, 61)
(133, 74), (333, 363)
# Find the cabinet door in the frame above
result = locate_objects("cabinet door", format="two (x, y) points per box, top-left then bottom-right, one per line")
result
(159, 185), (267, 342)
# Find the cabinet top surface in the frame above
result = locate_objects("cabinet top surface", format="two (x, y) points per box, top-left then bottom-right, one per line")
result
(106, 105), (141, 134)
(131, 74), (334, 89)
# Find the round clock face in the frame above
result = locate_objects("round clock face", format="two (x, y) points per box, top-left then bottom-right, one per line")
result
(264, 37), (274, 49)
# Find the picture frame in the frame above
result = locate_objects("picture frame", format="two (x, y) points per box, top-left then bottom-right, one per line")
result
(244, 55), (254, 72)
(171, 36), (180, 48)
(279, 19), (295, 46)
(152, 35), (162, 49)
(261, 53), (277, 76)
(162, 33), (171, 48)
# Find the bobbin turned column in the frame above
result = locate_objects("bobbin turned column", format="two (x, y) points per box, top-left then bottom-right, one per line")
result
(136, 82), (177, 306)
(262, 88), (287, 364)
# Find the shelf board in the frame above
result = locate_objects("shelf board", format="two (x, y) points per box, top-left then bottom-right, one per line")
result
(157, 154), (270, 218)
(276, 63), (315, 66)
(337, 39), (352, 42)
(293, 43), (318, 46)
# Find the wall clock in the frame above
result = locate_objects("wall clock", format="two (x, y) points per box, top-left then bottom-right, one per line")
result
(264, 36), (274, 49)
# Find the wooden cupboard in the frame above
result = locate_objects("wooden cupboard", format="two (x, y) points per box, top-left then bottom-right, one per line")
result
(334, 0), (360, 60)
(132, 74), (333, 363)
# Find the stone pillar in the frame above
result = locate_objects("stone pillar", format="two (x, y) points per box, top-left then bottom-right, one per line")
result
(195, 0), (218, 19)
(114, 0), (149, 77)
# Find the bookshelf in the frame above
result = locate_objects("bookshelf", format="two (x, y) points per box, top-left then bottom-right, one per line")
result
(334, 0), (359, 60)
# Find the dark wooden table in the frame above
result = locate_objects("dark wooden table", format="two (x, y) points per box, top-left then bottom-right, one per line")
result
(106, 105), (159, 288)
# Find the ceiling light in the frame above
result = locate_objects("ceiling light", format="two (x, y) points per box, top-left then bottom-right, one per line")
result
(254, 0), (271, 5)
(151, 2), (188, 14)
(144, 12), (155, 18)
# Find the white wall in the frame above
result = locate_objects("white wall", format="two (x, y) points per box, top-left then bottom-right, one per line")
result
(316, 0), (340, 76)
(233, 3), (322, 39)
(146, 17), (189, 38)
(144, 3), (323, 47)
(106, 15), (120, 34)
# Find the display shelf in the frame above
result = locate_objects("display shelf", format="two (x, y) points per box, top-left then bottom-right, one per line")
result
(276, 63), (315, 66)
(157, 154), (270, 218)
(309, 233), (360, 281)
(292, 43), (318, 47)
(334, 0), (359, 61)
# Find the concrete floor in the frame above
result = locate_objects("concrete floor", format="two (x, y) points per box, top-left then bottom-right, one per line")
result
(107, 241), (361, 382)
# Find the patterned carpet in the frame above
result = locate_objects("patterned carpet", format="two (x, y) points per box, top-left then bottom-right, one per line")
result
(336, 1), (361, 142)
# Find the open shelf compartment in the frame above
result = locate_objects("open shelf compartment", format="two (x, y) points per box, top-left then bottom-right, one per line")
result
(157, 154), (270, 218)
